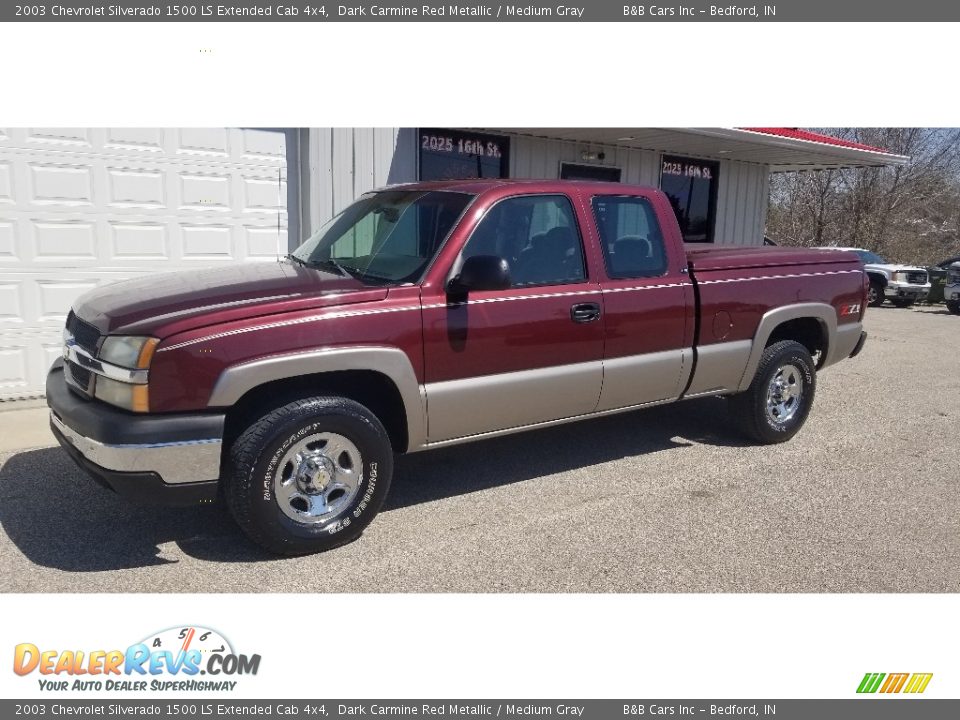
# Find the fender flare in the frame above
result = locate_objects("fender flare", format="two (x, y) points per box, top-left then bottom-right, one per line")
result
(866, 270), (888, 287)
(207, 346), (427, 452)
(735, 303), (837, 393)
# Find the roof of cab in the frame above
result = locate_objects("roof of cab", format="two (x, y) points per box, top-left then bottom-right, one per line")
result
(377, 178), (659, 195)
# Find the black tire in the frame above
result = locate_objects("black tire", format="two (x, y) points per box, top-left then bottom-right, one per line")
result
(946, 300), (960, 315)
(890, 299), (915, 308)
(225, 396), (393, 556)
(867, 281), (885, 307)
(728, 340), (817, 445)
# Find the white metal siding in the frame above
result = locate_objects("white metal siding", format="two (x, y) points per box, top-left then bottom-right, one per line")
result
(714, 159), (769, 246)
(0, 128), (287, 399)
(304, 128), (416, 236)
(307, 128), (769, 252)
(509, 133), (660, 186)
(305, 129), (770, 250)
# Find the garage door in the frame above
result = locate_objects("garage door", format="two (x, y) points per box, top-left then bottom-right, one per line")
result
(0, 127), (288, 399)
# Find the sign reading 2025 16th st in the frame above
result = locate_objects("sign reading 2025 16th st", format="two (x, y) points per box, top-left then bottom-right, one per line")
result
(12, 626), (261, 693)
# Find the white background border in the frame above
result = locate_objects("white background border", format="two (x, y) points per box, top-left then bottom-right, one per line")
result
(2, 19), (958, 701)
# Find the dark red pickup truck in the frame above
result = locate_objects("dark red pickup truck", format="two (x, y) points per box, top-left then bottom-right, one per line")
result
(48, 179), (868, 554)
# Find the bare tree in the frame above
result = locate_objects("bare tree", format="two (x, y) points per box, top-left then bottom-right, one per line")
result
(767, 128), (960, 264)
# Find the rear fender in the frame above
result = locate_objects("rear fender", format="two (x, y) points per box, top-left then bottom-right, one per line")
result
(735, 303), (837, 392)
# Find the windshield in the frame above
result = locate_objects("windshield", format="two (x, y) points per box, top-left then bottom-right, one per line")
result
(854, 250), (888, 264)
(290, 190), (473, 285)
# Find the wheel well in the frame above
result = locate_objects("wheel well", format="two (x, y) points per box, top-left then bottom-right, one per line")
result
(867, 271), (887, 287)
(221, 370), (408, 454)
(765, 317), (827, 366)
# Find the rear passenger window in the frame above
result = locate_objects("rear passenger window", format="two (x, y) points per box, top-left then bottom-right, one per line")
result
(592, 196), (668, 278)
(460, 194), (586, 287)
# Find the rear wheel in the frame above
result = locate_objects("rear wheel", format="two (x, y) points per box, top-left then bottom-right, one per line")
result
(225, 396), (393, 556)
(867, 282), (885, 307)
(728, 340), (816, 444)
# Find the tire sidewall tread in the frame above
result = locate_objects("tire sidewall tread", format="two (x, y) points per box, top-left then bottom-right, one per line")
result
(730, 340), (816, 445)
(225, 396), (393, 556)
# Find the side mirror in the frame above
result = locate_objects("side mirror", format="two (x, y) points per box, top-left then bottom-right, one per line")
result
(447, 255), (511, 296)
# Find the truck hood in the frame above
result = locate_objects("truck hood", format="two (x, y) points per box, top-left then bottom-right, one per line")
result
(72, 260), (389, 337)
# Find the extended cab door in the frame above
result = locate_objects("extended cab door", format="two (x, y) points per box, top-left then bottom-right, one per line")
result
(587, 189), (694, 411)
(421, 192), (604, 443)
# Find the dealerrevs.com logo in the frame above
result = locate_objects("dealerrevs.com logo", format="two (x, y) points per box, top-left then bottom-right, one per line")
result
(13, 626), (261, 693)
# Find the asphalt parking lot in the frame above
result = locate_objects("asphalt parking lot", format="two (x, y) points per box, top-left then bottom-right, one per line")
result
(1, 305), (958, 593)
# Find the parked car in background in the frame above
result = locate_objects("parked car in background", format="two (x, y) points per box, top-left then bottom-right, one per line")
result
(817, 248), (930, 308)
(945, 262), (960, 315)
(927, 254), (960, 305)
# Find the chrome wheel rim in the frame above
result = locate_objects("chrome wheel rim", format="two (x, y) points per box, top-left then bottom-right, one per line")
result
(766, 364), (803, 424)
(274, 432), (362, 525)
(868, 286), (879, 304)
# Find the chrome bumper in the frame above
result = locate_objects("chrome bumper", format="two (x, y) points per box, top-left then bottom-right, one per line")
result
(50, 411), (222, 484)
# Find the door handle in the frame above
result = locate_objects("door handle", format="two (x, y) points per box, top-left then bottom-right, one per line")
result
(570, 302), (601, 323)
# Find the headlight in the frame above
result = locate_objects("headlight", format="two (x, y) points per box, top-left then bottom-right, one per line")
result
(889, 271), (901, 282)
(94, 375), (150, 412)
(94, 336), (157, 412)
(99, 336), (158, 369)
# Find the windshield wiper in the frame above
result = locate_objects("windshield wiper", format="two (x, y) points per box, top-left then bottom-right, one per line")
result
(287, 254), (392, 284)
(287, 254), (353, 278)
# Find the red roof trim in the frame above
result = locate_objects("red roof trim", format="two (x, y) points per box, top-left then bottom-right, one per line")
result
(738, 128), (891, 155)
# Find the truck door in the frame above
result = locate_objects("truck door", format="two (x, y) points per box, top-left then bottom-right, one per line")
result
(588, 191), (694, 411)
(421, 192), (605, 443)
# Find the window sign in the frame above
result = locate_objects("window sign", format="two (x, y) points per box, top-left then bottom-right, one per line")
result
(419, 128), (510, 181)
(659, 155), (719, 243)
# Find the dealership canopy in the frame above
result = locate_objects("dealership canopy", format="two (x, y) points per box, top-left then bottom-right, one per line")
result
(491, 128), (909, 171)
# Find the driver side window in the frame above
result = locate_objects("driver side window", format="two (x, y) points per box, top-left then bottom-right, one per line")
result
(460, 194), (586, 288)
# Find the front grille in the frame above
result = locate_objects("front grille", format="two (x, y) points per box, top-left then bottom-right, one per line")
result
(65, 361), (93, 396)
(66, 310), (101, 354)
(906, 271), (928, 285)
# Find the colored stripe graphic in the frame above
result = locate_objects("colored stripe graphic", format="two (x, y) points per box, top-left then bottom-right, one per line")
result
(857, 673), (885, 693)
(904, 673), (934, 694)
(857, 672), (932, 694)
(880, 673), (909, 693)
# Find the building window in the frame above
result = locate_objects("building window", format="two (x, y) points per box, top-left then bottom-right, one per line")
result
(559, 162), (622, 182)
(419, 129), (509, 181)
(659, 155), (719, 243)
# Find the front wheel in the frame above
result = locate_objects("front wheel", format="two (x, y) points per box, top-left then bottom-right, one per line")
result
(946, 300), (960, 315)
(867, 282), (885, 307)
(728, 340), (817, 444)
(225, 396), (393, 556)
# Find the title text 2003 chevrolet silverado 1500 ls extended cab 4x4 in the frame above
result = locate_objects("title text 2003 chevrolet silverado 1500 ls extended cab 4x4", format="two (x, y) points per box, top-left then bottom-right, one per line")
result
(48, 180), (869, 555)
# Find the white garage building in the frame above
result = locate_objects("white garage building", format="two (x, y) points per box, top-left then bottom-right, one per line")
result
(0, 126), (905, 399)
